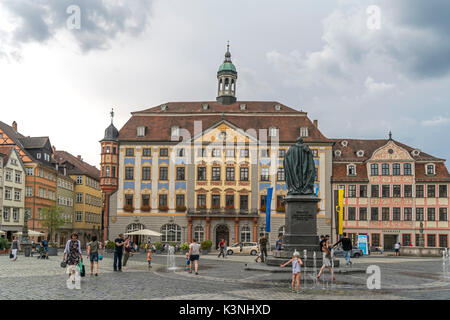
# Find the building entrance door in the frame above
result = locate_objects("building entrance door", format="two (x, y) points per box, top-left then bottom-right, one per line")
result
(383, 234), (398, 250)
(215, 225), (229, 249)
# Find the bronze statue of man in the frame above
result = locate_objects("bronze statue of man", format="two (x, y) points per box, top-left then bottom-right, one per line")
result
(283, 137), (316, 195)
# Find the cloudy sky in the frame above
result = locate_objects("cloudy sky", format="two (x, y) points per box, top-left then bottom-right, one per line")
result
(0, 0), (449, 167)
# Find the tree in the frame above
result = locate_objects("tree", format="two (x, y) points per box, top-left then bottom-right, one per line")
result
(40, 206), (65, 242)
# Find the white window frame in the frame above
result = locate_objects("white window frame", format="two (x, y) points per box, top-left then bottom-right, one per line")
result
(137, 126), (146, 137)
(300, 127), (309, 138)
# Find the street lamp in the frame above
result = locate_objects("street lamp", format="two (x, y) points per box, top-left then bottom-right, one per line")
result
(419, 222), (424, 247)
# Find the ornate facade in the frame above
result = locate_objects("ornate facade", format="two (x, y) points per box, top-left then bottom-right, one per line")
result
(332, 137), (450, 249)
(101, 47), (334, 247)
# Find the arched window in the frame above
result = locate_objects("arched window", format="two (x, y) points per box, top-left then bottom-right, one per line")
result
(225, 78), (229, 91)
(240, 226), (251, 242)
(194, 226), (204, 242)
(161, 224), (181, 242)
(278, 225), (285, 236)
(126, 223), (145, 233)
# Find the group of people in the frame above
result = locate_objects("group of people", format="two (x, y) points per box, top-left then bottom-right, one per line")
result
(280, 233), (356, 293)
(62, 233), (102, 284)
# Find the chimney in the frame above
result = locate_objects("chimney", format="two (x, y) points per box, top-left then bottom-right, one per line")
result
(12, 121), (17, 132)
(313, 119), (318, 128)
(77, 155), (82, 161)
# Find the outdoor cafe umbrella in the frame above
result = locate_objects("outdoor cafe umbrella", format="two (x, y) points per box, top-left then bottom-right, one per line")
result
(13, 230), (45, 237)
(0, 230), (5, 235)
(124, 229), (162, 237)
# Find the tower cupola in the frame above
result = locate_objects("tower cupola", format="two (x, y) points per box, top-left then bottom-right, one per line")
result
(216, 42), (237, 105)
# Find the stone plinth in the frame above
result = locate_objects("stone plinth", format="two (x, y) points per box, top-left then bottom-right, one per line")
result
(266, 194), (339, 267)
(400, 247), (445, 257)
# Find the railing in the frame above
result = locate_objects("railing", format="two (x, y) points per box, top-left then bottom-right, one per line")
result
(187, 208), (259, 216)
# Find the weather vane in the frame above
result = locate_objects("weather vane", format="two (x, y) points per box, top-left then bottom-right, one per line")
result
(110, 108), (114, 124)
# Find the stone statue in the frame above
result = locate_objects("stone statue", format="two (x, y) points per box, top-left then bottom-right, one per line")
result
(283, 137), (316, 195)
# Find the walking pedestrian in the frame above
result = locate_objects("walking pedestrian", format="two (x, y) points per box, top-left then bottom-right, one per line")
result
(332, 232), (352, 266)
(63, 233), (83, 284)
(394, 242), (401, 256)
(276, 234), (283, 251)
(218, 238), (226, 258)
(259, 234), (268, 263)
(113, 233), (125, 272)
(10, 236), (20, 261)
(189, 238), (201, 275)
(87, 235), (102, 276)
(280, 251), (303, 293)
(316, 235), (335, 281)
(122, 236), (132, 270)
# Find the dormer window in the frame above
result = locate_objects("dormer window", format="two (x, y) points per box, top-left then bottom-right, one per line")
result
(137, 126), (146, 137)
(160, 104), (168, 111)
(334, 150), (342, 157)
(37, 153), (41, 159)
(341, 140), (348, 147)
(171, 126), (180, 139)
(300, 127), (308, 138)
(274, 104), (281, 111)
(426, 163), (435, 175)
(356, 150), (364, 157)
(202, 104), (209, 110)
(347, 164), (356, 176)
(44, 153), (50, 161)
(240, 104), (247, 110)
(412, 149), (420, 157)
(269, 127), (278, 137)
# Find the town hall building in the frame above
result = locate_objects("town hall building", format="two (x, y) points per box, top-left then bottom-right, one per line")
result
(100, 45), (335, 247)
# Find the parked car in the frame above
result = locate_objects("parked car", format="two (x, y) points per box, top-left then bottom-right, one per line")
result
(332, 246), (364, 258)
(226, 242), (259, 256)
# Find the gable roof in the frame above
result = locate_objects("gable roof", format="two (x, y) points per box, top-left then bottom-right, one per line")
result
(0, 146), (14, 164)
(19, 137), (51, 149)
(54, 150), (100, 180)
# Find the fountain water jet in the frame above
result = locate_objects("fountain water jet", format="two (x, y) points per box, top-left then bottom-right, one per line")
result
(166, 245), (178, 271)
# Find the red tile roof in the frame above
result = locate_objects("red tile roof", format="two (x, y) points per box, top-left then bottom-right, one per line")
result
(54, 150), (100, 180)
(331, 138), (441, 162)
(119, 101), (331, 143)
(331, 139), (450, 182)
(133, 101), (304, 115)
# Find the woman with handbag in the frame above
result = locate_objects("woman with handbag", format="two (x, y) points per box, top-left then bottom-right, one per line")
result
(87, 235), (102, 276)
(63, 233), (83, 283)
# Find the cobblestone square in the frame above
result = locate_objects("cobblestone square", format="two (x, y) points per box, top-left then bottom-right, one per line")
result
(1, 252), (449, 300)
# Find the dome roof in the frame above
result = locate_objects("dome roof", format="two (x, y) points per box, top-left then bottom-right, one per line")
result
(218, 61), (237, 73)
(102, 123), (119, 142)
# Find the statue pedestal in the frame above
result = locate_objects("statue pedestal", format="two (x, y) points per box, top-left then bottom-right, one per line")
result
(266, 195), (339, 267)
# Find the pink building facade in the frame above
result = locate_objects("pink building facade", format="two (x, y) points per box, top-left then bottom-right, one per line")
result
(332, 138), (450, 250)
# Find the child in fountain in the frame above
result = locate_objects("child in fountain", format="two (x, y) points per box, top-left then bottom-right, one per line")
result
(185, 252), (191, 271)
(147, 248), (152, 269)
(280, 251), (303, 293)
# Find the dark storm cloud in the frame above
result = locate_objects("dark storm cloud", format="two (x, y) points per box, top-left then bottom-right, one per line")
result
(387, 0), (450, 78)
(1, 0), (152, 52)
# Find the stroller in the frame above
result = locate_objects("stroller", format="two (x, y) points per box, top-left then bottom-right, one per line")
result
(36, 245), (48, 259)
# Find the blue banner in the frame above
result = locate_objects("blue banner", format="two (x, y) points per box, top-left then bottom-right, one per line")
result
(265, 187), (273, 233)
